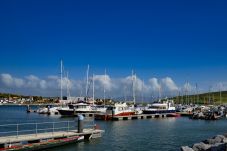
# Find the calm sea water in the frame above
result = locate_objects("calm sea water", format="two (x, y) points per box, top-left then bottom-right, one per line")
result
(0, 105), (227, 151)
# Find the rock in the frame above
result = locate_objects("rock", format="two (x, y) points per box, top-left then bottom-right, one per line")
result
(210, 143), (226, 151)
(213, 135), (225, 143)
(203, 139), (218, 145)
(181, 146), (194, 151)
(222, 138), (227, 143)
(222, 133), (227, 138)
(204, 135), (226, 144)
(198, 112), (204, 118)
(192, 142), (211, 151)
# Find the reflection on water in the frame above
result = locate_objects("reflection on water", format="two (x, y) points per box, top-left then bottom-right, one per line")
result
(0, 105), (227, 151)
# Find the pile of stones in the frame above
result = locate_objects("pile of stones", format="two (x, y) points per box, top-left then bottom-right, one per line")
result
(181, 134), (227, 151)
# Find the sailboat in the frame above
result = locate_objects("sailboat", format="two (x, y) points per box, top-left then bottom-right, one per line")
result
(58, 65), (105, 116)
(95, 71), (137, 120)
(91, 73), (108, 113)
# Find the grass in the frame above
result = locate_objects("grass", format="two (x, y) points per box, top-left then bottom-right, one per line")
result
(172, 91), (227, 105)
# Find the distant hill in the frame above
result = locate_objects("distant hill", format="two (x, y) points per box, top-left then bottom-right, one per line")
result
(0, 92), (28, 98)
(172, 91), (227, 105)
(0, 92), (46, 102)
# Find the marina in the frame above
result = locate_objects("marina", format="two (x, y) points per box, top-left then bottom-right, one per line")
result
(1, 104), (227, 151)
(1, 0), (226, 150)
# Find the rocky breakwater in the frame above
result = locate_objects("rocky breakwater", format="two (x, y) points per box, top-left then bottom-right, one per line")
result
(181, 134), (227, 151)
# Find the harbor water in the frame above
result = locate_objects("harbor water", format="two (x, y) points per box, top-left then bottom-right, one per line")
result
(0, 105), (227, 151)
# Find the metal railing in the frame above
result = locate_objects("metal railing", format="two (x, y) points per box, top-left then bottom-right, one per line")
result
(0, 119), (95, 138)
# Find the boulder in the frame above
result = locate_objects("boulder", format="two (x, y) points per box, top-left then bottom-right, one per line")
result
(222, 138), (227, 143)
(210, 143), (226, 151)
(192, 142), (211, 151)
(198, 112), (204, 118)
(203, 139), (218, 145)
(181, 146), (194, 151)
(222, 133), (227, 138)
(213, 135), (225, 143)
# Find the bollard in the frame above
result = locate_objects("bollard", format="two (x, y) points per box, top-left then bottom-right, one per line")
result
(26, 105), (30, 113)
(47, 105), (50, 115)
(78, 114), (84, 133)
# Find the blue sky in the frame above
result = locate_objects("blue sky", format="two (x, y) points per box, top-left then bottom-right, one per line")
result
(0, 0), (227, 97)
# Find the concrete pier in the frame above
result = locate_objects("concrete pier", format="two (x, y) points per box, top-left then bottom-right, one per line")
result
(0, 120), (104, 151)
(111, 113), (175, 121)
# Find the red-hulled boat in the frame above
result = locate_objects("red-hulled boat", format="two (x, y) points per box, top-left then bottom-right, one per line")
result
(95, 103), (135, 120)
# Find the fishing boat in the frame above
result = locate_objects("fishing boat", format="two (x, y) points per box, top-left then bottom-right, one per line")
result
(36, 105), (59, 115)
(57, 103), (99, 116)
(143, 100), (178, 117)
(95, 102), (135, 120)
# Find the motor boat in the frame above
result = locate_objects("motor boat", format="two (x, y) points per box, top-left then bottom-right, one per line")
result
(95, 102), (135, 120)
(57, 103), (99, 116)
(143, 100), (178, 117)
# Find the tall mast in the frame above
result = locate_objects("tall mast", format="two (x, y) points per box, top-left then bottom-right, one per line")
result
(185, 81), (189, 105)
(196, 83), (198, 104)
(158, 83), (161, 102)
(219, 83), (222, 105)
(85, 64), (90, 98)
(92, 74), (95, 105)
(66, 72), (71, 99)
(104, 69), (106, 106)
(132, 70), (136, 105)
(124, 85), (127, 101)
(208, 86), (211, 104)
(60, 60), (63, 100)
(142, 79), (144, 104)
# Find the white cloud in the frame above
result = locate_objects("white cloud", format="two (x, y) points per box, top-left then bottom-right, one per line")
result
(40, 80), (47, 89)
(0, 74), (24, 88)
(93, 74), (113, 91)
(1, 74), (14, 87)
(25, 75), (40, 88)
(161, 77), (178, 91)
(148, 78), (161, 91)
(14, 78), (24, 88)
(0, 72), (208, 99)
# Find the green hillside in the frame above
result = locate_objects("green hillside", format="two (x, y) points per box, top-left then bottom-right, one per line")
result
(173, 91), (227, 105)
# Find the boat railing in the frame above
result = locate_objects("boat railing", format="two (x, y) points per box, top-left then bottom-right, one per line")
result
(0, 119), (95, 138)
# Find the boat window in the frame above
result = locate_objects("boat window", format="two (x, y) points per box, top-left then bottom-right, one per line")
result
(69, 105), (74, 109)
(107, 107), (115, 110)
(149, 106), (167, 109)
